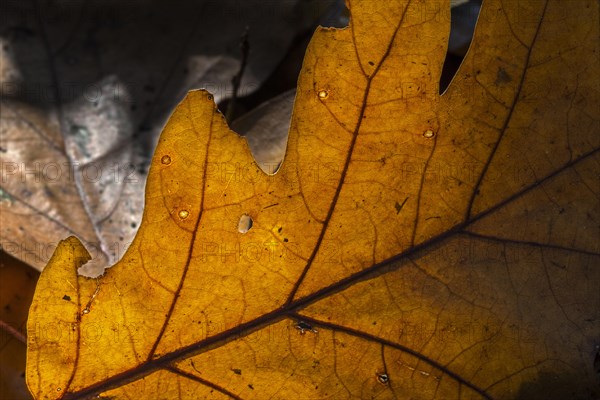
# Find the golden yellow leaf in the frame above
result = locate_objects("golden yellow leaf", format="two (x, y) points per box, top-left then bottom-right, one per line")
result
(27, 0), (599, 399)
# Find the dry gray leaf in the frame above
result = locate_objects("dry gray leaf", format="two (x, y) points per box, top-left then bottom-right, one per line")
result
(232, 89), (295, 173)
(0, 0), (336, 274)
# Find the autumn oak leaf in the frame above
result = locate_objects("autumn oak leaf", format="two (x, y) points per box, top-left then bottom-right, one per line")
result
(27, 0), (599, 399)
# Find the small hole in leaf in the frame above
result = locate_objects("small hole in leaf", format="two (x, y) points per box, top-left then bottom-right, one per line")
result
(161, 155), (171, 165)
(238, 214), (253, 233)
(377, 373), (389, 385)
(317, 89), (329, 99)
(423, 129), (435, 138)
(178, 210), (190, 219)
